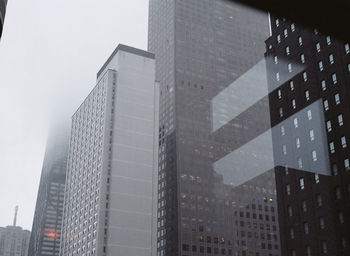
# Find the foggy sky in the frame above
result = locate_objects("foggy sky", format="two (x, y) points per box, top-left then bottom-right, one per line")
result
(0, 0), (148, 230)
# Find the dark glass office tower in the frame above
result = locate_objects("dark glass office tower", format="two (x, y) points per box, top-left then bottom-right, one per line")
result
(148, 1), (279, 256)
(265, 18), (350, 256)
(0, 0), (7, 39)
(28, 123), (70, 256)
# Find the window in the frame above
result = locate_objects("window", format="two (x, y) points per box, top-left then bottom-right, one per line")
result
(322, 241), (328, 254)
(302, 200), (307, 212)
(290, 80), (294, 91)
(333, 164), (338, 176)
(286, 184), (291, 195)
(290, 228), (294, 239)
(307, 109), (312, 120)
(306, 246), (311, 256)
(274, 56), (278, 64)
(316, 194), (323, 206)
(291, 23), (295, 31)
(341, 136), (347, 148)
(281, 125), (285, 136)
(303, 72), (308, 81)
(276, 72), (280, 81)
(315, 173), (319, 183)
(319, 217), (325, 229)
(318, 60), (324, 71)
(310, 129), (315, 141)
(284, 28), (288, 38)
(329, 142), (335, 154)
(279, 107), (283, 117)
(286, 46), (290, 55)
(298, 158), (303, 169)
(344, 159), (350, 171)
(323, 100), (329, 111)
(296, 138), (301, 148)
(277, 34), (281, 43)
(312, 150), (317, 162)
(287, 206), (293, 216)
(339, 212), (344, 224)
(305, 90), (310, 101)
(298, 36), (303, 45)
(282, 145), (287, 155)
(326, 35), (331, 45)
(345, 43), (350, 54)
(348, 63), (350, 72)
(338, 114), (344, 126)
(329, 54), (334, 64)
(299, 178), (305, 190)
(301, 53), (305, 63)
(292, 99), (296, 109)
(342, 237), (347, 249)
(335, 187), (341, 200)
(326, 120), (332, 132)
(277, 89), (282, 99)
(275, 19), (279, 27)
(316, 42), (321, 52)
(321, 80), (326, 91)
(332, 73), (337, 84)
(288, 63), (292, 72)
(182, 244), (190, 251)
(304, 222), (309, 234)
(335, 93), (340, 105)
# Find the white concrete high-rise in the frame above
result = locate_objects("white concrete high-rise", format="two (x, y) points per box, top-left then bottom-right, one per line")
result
(59, 44), (159, 256)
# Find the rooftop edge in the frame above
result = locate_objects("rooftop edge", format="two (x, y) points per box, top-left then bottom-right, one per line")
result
(97, 44), (155, 78)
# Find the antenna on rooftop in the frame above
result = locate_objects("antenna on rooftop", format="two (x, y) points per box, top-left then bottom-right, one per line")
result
(13, 206), (18, 227)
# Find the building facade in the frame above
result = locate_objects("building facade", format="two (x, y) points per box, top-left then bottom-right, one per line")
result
(59, 44), (159, 256)
(148, 1), (285, 256)
(265, 18), (350, 256)
(0, 226), (30, 256)
(28, 123), (70, 256)
(0, 0), (7, 39)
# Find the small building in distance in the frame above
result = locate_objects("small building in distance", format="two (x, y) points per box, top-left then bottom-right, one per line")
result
(0, 207), (31, 256)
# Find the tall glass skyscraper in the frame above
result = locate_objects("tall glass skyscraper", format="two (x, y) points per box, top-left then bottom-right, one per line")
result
(148, 1), (277, 256)
(28, 122), (70, 256)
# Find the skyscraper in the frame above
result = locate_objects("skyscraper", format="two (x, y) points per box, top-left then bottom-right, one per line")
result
(0, 0), (7, 39)
(148, 1), (277, 256)
(265, 18), (350, 256)
(59, 44), (159, 256)
(28, 122), (70, 256)
(0, 208), (31, 256)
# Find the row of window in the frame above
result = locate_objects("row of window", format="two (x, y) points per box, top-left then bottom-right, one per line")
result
(275, 24), (350, 57)
(329, 136), (348, 153)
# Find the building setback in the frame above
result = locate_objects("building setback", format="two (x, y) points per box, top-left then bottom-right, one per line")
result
(265, 18), (350, 255)
(148, 1), (283, 256)
(59, 44), (159, 256)
(28, 123), (70, 256)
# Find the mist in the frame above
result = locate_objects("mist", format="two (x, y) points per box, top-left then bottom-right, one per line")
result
(0, 0), (148, 230)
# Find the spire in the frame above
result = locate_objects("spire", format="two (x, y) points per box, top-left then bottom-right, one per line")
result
(13, 206), (18, 227)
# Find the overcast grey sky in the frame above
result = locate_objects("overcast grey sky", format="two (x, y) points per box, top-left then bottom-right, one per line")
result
(0, 0), (148, 230)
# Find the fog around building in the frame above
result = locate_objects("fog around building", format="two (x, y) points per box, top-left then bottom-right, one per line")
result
(0, 0), (148, 230)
